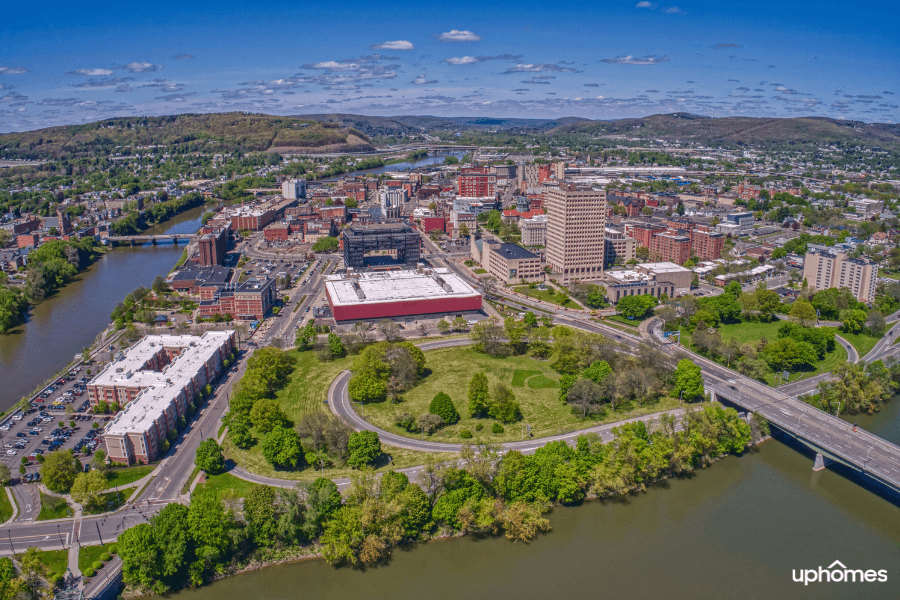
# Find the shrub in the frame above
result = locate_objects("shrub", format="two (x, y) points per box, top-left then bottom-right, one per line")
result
(92, 561), (103, 570)
(459, 429), (473, 439)
(83, 568), (95, 578)
(492, 423), (505, 434)
(429, 392), (460, 425)
(49, 574), (63, 587)
(99, 553), (111, 562)
(395, 413), (417, 432)
(108, 545), (117, 555)
(475, 423), (484, 432)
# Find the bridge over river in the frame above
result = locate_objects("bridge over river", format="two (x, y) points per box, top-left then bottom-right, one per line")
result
(642, 316), (900, 497)
(104, 234), (190, 244)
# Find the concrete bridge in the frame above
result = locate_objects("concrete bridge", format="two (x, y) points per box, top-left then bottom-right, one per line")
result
(708, 380), (900, 495)
(643, 317), (900, 496)
(104, 234), (191, 245)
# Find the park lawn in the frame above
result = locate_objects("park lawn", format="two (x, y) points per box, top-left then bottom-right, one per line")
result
(679, 321), (849, 385)
(511, 285), (572, 308)
(104, 465), (154, 489)
(193, 472), (260, 501)
(824, 328), (882, 359)
(273, 350), (354, 424)
(78, 543), (116, 574)
(18, 549), (67, 577)
(224, 350), (456, 481)
(222, 435), (456, 483)
(357, 345), (681, 443)
(0, 487), (12, 523)
(473, 268), (487, 274)
(83, 491), (126, 516)
(36, 493), (72, 521)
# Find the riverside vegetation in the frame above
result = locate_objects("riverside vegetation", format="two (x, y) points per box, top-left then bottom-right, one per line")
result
(115, 404), (757, 595)
(102, 317), (763, 595)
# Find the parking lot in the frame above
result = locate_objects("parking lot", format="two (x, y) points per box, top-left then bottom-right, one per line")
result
(239, 257), (316, 288)
(0, 366), (110, 475)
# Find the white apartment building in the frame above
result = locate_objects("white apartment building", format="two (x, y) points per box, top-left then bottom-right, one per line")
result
(281, 178), (307, 200)
(802, 248), (877, 303)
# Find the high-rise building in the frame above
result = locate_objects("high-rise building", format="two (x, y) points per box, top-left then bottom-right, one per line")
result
(691, 228), (724, 261)
(603, 228), (637, 266)
(458, 168), (497, 198)
(546, 184), (607, 283)
(282, 179), (307, 200)
(803, 249), (877, 303)
(649, 231), (691, 264)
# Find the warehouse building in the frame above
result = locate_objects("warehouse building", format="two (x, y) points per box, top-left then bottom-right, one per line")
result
(325, 268), (481, 321)
(94, 331), (236, 465)
(342, 221), (421, 270)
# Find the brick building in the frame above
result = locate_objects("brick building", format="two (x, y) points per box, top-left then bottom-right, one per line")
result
(649, 231), (691, 264)
(197, 277), (277, 320)
(459, 168), (497, 198)
(94, 331), (236, 464)
(691, 228), (725, 261)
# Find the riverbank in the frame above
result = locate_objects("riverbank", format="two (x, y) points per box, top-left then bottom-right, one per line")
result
(0, 206), (206, 410)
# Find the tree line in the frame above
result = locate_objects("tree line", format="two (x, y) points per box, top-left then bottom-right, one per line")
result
(116, 402), (754, 594)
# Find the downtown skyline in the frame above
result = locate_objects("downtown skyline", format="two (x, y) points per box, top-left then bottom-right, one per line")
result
(0, 0), (898, 132)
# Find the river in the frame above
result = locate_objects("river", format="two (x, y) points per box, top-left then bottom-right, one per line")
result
(0, 205), (207, 409)
(0, 149), (463, 409)
(318, 150), (467, 182)
(155, 399), (900, 600)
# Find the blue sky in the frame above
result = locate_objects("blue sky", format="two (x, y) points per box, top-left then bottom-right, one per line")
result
(0, 0), (897, 132)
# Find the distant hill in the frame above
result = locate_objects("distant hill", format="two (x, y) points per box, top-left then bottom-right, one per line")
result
(295, 114), (592, 136)
(0, 113), (374, 160)
(547, 113), (900, 150)
(2, 111), (898, 160)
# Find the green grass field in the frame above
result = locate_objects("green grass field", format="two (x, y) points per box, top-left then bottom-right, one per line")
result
(604, 314), (644, 328)
(18, 549), (68, 577)
(824, 328), (882, 359)
(357, 346), (679, 443)
(104, 465), (154, 490)
(193, 472), (260, 501)
(512, 286), (572, 308)
(223, 350), (456, 482)
(37, 493), (72, 521)
(78, 543), (116, 574)
(679, 320), (849, 385)
(84, 491), (126, 516)
(0, 487), (12, 523)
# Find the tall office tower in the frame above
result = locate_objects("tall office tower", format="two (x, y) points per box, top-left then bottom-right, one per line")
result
(545, 184), (607, 283)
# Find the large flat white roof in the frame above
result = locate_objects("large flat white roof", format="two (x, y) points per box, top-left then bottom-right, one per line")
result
(99, 331), (232, 437)
(639, 261), (691, 273)
(326, 268), (480, 307)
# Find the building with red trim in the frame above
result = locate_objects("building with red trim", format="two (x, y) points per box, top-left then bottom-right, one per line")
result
(325, 268), (481, 321)
(92, 331), (236, 464)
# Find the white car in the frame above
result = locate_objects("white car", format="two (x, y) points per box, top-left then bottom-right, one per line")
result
(5, 450), (16, 456)
(11, 415), (22, 421)
(0, 425), (10, 431)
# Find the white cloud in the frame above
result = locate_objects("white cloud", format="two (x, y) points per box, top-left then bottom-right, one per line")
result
(600, 55), (669, 65)
(302, 61), (361, 71)
(503, 63), (580, 74)
(370, 40), (414, 50)
(117, 62), (163, 73)
(635, 1), (658, 7)
(663, 6), (685, 14)
(68, 68), (114, 77)
(0, 67), (29, 75)
(173, 54), (195, 60)
(438, 30), (481, 42)
(411, 74), (437, 85)
(444, 56), (480, 65)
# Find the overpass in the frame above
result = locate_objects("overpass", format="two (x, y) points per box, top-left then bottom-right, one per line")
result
(643, 317), (900, 496)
